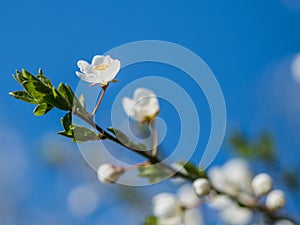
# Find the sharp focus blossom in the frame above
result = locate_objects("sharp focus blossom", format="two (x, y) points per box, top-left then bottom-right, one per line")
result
(122, 88), (159, 123)
(76, 55), (121, 86)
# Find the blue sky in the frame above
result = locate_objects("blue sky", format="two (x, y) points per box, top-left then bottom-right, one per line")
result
(1, 0), (300, 224)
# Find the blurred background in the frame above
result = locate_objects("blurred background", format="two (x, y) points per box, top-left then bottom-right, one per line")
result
(1, 0), (300, 224)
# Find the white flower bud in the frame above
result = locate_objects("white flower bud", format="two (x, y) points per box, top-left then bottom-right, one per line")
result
(193, 178), (211, 197)
(266, 189), (286, 211)
(251, 173), (273, 196)
(97, 164), (124, 184)
(152, 193), (182, 219)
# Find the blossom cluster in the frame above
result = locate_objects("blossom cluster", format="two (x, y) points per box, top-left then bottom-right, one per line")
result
(74, 55), (294, 225)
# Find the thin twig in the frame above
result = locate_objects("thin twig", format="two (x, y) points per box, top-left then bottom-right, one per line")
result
(91, 85), (108, 116)
(73, 111), (299, 225)
(150, 119), (158, 157)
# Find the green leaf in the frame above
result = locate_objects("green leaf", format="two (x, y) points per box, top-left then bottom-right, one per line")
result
(36, 68), (52, 88)
(177, 161), (206, 178)
(108, 127), (130, 145)
(78, 94), (86, 110)
(72, 125), (100, 142)
(33, 103), (53, 116)
(58, 129), (73, 138)
(143, 216), (159, 225)
(61, 112), (72, 131)
(58, 83), (73, 109)
(107, 127), (147, 151)
(22, 80), (52, 101)
(137, 164), (170, 183)
(43, 87), (70, 111)
(9, 90), (39, 104)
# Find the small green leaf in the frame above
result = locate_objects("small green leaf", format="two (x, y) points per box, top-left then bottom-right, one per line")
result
(58, 83), (73, 109)
(9, 90), (39, 104)
(72, 125), (100, 142)
(78, 94), (86, 110)
(22, 80), (52, 101)
(138, 164), (170, 183)
(61, 112), (72, 131)
(143, 216), (159, 225)
(108, 127), (130, 145)
(36, 68), (52, 88)
(58, 129), (73, 138)
(33, 103), (53, 116)
(177, 161), (206, 178)
(43, 87), (70, 111)
(107, 127), (147, 151)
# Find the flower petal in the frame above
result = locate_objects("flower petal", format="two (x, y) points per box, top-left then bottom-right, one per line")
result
(133, 88), (156, 101)
(77, 60), (90, 72)
(122, 97), (135, 117)
(91, 55), (107, 66)
(101, 59), (121, 83)
(76, 71), (101, 83)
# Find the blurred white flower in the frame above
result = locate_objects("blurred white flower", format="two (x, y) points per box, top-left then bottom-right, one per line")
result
(291, 53), (300, 83)
(97, 164), (124, 184)
(193, 178), (211, 197)
(152, 192), (204, 225)
(76, 55), (120, 86)
(152, 193), (183, 219)
(183, 208), (204, 225)
(177, 184), (201, 208)
(251, 173), (273, 196)
(67, 185), (98, 217)
(158, 216), (183, 225)
(220, 203), (253, 225)
(122, 88), (159, 123)
(275, 220), (295, 225)
(208, 195), (233, 210)
(266, 189), (286, 211)
(208, 158), (252, 195)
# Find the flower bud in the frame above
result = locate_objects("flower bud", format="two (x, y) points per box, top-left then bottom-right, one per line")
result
(193, 178), (211, 197)
(152, 193), (182, 218)
(97, 164), (124, 184)
(251, 173), (273, 196)
(266, 190), (286, 211)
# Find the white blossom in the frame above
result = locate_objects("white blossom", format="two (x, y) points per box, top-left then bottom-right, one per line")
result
(266, 189), (286, 211)
(97, 164), (124, 184)
(76, 55), (120, 86)
(208, 195), (233, 210)
(177, 184), (201, 208)
(251, 173), (273, 196)
(275, 220), (295, 225)
(220, 203), (253, 225)
(183, 208), (204, 225)
(291, 53), (300, 83)
(193, 178), (211, 197)
(122, 88), (159, 123)
(208, 158), (252, 195)
(152, 193), (183, 219)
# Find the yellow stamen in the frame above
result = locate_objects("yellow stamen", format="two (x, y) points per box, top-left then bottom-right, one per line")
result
(93, 64), (109, 72)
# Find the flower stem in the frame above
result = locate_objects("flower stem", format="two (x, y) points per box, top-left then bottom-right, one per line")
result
(91, 85), (107, 116)
(150, 119), (158, 157)
(73, 111), (299, 225)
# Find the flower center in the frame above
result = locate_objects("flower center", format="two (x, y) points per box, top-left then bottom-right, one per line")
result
(93, 64), (109, 72)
